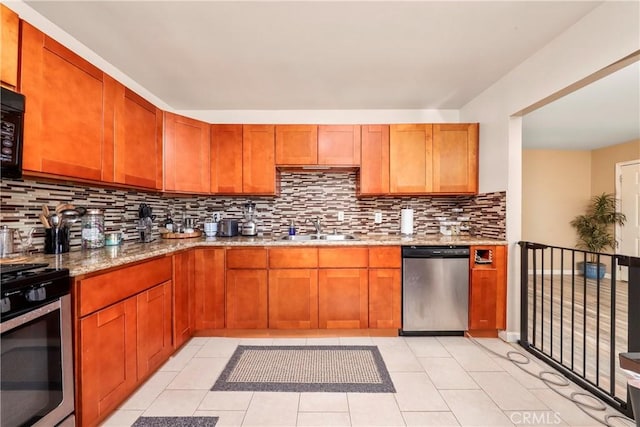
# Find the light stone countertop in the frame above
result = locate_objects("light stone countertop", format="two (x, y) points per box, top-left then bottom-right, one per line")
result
(23, 233), (507, 277)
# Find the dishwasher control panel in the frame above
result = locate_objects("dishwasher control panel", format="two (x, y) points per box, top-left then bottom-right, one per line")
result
(402, 246), (469, 258)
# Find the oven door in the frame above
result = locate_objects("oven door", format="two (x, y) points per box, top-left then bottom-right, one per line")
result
(1, 295), (74, 427)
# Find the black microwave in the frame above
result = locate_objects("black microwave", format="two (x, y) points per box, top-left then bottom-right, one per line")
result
(1, 87), (25, 179)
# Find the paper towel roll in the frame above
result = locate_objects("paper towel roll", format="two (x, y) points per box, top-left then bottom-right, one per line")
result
(401, 208), (414, 235)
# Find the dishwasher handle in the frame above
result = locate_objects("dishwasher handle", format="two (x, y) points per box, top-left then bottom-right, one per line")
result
(402, 246), (470, 258)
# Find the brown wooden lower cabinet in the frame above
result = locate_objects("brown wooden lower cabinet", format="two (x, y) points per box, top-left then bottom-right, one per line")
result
(368, 269), (401, 328)
(318, 268), (368, 328)
(79, 298), (137, 427)
(468, 245), (507, 335)
(269, 269), (319, 329)
(226, 269), (268, 329)
(137, 282), (173, 378)
(194, 248), (226, 330)
(173, 250), (195, 347)
(75, 257), (173, 427)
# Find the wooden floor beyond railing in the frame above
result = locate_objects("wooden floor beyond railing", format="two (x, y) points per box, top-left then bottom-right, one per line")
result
(519, 242), (640, 418)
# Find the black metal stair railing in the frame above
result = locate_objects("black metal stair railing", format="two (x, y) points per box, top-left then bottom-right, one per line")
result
(519, 241), (639, 418)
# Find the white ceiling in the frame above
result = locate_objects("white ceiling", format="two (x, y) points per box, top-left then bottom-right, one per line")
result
(16, 1), (639, 149)
(523, 61), (640, 150)
(23, 0), (603, 111)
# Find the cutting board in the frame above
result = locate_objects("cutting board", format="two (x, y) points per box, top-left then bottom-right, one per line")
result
(160, 230), (202, 239)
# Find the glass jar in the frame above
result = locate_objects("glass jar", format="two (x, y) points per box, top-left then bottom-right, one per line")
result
(82, 209), (105, 249)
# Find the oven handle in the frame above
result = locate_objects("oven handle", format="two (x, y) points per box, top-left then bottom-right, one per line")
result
(1, 296), (64, 333)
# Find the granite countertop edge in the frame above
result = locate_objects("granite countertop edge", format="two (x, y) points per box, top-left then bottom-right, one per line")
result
(21, 234), (508, 277)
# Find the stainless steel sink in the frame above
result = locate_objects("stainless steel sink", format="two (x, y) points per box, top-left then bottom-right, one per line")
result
(279, 235), (319, 241)
(279, 234), (358, 241)
(318, 234), (357, 240)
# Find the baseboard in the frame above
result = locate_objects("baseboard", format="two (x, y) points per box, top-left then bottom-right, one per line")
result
(499, 330), (520, 343)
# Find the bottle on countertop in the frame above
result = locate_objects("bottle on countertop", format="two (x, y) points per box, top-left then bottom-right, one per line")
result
(288, 220), (296, 236)
(164, 209), (174, 232)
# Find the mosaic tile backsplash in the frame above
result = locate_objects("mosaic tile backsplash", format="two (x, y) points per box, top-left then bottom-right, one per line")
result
(0, 172), (506, 253)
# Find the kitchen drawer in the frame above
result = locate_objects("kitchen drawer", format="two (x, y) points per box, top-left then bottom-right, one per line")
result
(369, 246), (401, 268)
(226, 248), (268, 269)
(76, 257), (172, 317)
(269, 247), (318, 269)
(318, 247), (368, 268)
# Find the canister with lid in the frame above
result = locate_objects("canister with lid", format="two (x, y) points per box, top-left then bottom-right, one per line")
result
(82, 209), (105, 248)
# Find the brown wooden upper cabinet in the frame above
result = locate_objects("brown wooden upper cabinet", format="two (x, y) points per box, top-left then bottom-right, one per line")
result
(317, 125), (361, 166)
(211, 125), (276, 195)
(359, 125), (390, 195)
(388, 123), (478, 195)
(243, 125), (276, 195)
(1, 4), (19, 89)
(163, 112), (210, 194)
(389, 124), (433, 194)
(432, 123), (478, 194)
(210, 124), (276, 195)
(211, 124), (243, 194)
(275, 125), (318, 165)
(276, 125), (361, 167)
(109, 77), (163, 190)
(20, 22), (113, 182)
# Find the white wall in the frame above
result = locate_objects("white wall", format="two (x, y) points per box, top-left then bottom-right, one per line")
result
(460, 1), (640, 340)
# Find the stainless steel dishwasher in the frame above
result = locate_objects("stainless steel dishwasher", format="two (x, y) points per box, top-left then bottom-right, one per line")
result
(401, 246), (470, 335)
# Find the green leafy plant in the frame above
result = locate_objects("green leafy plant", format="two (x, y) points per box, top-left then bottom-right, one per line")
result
(570, 193), (626, 263)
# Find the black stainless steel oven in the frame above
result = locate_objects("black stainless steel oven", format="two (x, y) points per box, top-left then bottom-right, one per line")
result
(1, 264), (74, 427)
(1, 86), (26, 179)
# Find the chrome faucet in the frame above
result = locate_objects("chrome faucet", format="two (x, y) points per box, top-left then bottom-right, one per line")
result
(308, 217), (323, 234)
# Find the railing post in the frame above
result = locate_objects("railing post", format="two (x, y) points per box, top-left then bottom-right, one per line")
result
(619, 255), (640, 352)
(519, 241), (529, 347)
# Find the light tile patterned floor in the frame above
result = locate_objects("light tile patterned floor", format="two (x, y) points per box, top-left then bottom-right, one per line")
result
(100, 336), (633, 427)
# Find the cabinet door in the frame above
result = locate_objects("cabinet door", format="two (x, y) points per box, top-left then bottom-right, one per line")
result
(1, 4), (19, 89)
(111, 78), (163, 189)
(318, 125), (361, 166)
(369, 246), (401, 268)
(21, 22), (111, 181)
(432, 123), (478, 194)
(164, 112), (210, 193)
(318, 268), (368, 328)
(79, 298), (137, 427)
(211, 124), (243, 194)
(389, 124), (433, 193)
(137, 281), (173, 379)
(269, 269), (318, 329)
(275, 125), (318, 165)
(318, 247), (368, 268)
(173, 251), (195, 348)
(269, 247), (318, 269)
(469, 268), (498, 330)
(227, 247), (268, 269)
(226, 269), (268, 329)
(469, 245), (507, 332)
(194, 248), (226, 330)
(359, 125), (390, 195)
(369, 269), (401, 329)
(243, 125), (276, 194)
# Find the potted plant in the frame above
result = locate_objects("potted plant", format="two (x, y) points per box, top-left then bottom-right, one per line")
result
(570, 193), (626, 279)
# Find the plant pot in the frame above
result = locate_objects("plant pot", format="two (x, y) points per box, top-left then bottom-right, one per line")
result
(578, 261), (606, 279)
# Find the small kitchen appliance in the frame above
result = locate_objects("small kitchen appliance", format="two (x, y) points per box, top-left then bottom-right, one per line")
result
(218, 219), (239, 237)
(0, 87), (25, 179)
(241, 201), (258, 236)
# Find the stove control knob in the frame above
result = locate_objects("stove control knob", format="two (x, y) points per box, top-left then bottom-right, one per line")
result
(26, 287), (46, 302)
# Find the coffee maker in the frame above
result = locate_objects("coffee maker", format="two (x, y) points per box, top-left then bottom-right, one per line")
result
(241, 201), (258, 236)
